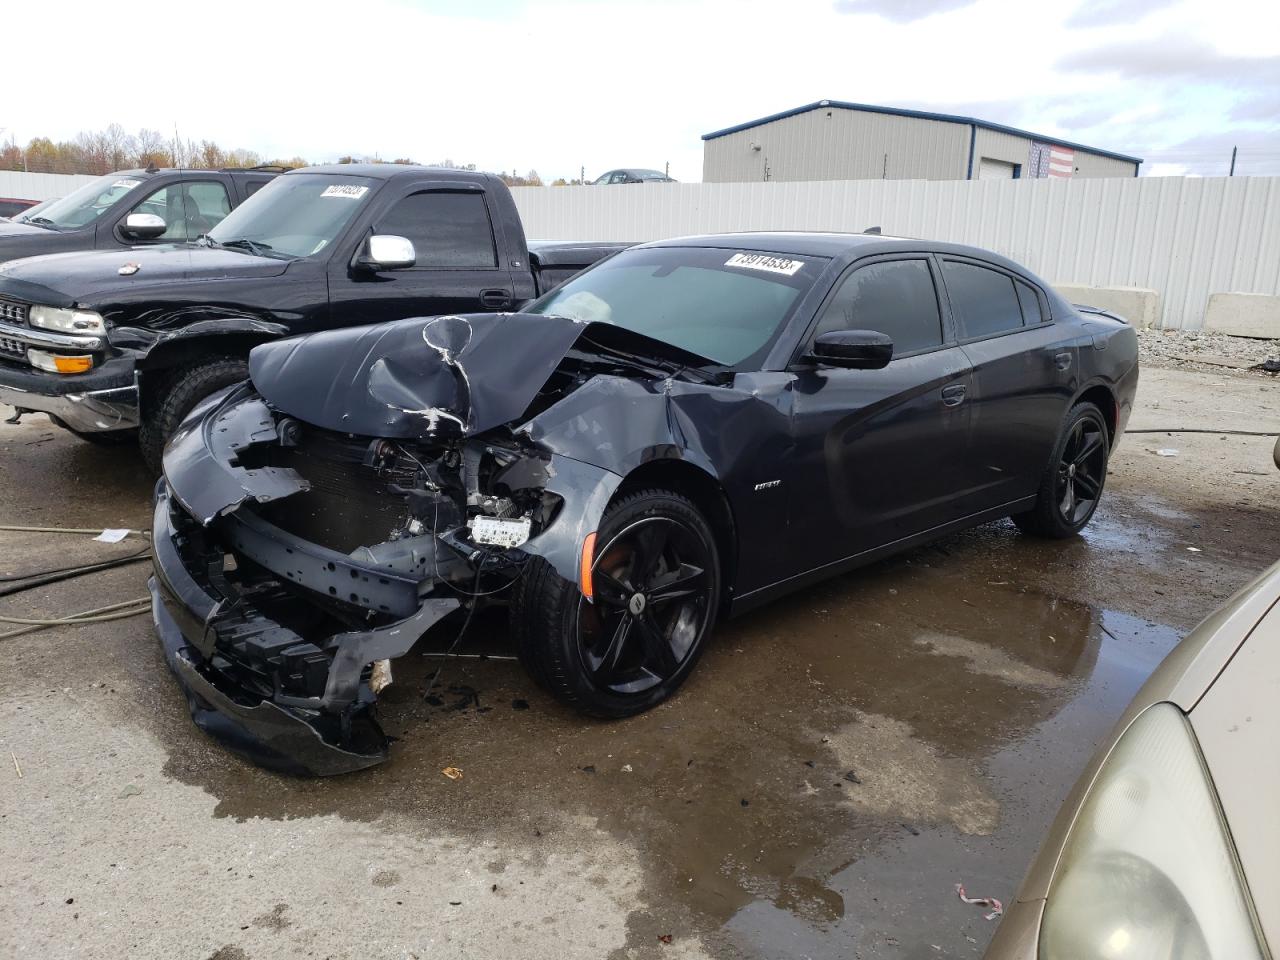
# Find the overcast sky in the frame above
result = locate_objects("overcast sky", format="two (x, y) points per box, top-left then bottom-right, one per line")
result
(4, 0), (1277, 180)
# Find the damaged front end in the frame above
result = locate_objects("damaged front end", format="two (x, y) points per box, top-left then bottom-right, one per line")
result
(150, 314), (654, 775)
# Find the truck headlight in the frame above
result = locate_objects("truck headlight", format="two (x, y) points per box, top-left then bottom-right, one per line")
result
(28, 305), (105, 335)
(1040, 703), (1266, 959)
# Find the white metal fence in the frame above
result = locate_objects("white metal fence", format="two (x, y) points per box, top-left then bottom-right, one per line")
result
(7, 170), (1277, 330)
(513, 176), (1280, 331)
(0, 170), (98, 202)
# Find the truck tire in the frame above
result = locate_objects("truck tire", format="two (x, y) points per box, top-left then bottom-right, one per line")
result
(1011, 402), (1110, 539)
(139, 357), (248, 475)
(511, 488), (720, 718)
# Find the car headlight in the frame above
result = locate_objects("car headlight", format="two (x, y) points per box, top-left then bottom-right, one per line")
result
(1040, 703), (1266, 959)
(28, 305), (105, 335)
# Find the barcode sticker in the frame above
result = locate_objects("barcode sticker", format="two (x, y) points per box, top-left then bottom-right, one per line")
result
(724, 253), (804, 276)
(320, 184), (369, 200)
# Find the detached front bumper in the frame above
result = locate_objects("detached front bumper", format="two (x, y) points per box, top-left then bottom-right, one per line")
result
(0, 352), (139, 432)
(150, 484), (459, 776)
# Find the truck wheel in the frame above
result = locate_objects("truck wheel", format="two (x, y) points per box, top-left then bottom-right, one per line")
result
(511, 488), (720, 718)
(1012, 402), (1110, 539)
(139, 357), (248, 475)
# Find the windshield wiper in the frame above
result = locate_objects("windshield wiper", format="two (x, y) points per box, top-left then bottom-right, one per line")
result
(218, 238), (274, 257)
(23, 216), (58, 229)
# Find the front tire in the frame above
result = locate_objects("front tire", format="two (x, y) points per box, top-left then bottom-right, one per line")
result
(512, 488), (721, 718)
(139, 357), (249, 474)
(1012, 402), (1110, 538)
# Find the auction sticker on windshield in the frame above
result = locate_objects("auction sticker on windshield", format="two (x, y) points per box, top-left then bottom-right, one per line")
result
(320, 185), (369, 200)
(112, 179), (142, 189)
(724, 253), (804, 276)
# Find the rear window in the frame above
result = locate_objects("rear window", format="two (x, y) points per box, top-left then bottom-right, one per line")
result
(1015, 279), (1044, 324)
(527, 246), (824, 367)
(943, 261), (1024, 339)
(379, 192), (498, 269)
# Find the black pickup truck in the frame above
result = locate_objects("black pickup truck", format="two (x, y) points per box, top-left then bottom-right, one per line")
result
(0, 166), (282, 263)
(0, 164), (627, 470)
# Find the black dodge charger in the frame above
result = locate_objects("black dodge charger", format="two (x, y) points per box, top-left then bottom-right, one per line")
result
(151, 232), (1138, 774)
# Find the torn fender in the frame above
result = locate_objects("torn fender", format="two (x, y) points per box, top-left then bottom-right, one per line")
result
(520, 454), (623, 588)
(163, 381), (310, 524)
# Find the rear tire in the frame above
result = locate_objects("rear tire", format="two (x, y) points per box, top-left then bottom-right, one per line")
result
(511, 488), (720, 718)
(1012, 402), (1110, 539)
(139, 357), (248, 475)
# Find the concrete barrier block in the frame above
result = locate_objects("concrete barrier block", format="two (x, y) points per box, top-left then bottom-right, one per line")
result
(1203, 293), (1280, 339)
(1052, 284), (1161, 329)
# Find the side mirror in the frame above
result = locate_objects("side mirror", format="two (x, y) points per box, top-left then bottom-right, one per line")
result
(807, 329), (893, 369)
(356, 234), (416, 271)
(120, 212), (168, 240)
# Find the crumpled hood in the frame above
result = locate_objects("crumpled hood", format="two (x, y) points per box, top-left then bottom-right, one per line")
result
(0, 243), (289, 303)
(248, 312), (714, 440)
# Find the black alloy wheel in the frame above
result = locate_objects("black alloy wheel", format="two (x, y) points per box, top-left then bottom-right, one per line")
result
(511, 488), (721, 717)
(578, 515), (714, 695)
(1057, 416), (1108, 525)
(1012, 402), (1110, 539)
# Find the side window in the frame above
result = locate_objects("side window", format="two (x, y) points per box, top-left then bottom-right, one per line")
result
(943, 261), (1024, 339)
(129, 181), (230, 240)
(1015, 279), (1043, 324)
(244, 180), (269, 197)
(378, 191), (498, 269)
(814, 259), (943, 356)
(186, 182), (232, 234)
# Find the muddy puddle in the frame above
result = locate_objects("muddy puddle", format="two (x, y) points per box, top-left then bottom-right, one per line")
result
(149, 521), (1181, 958)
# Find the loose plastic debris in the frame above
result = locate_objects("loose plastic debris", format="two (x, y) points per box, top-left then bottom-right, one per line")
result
(94, 529), (130, 543)
(1156, 448), (1179, 457)
(955, 883), (1003, 920)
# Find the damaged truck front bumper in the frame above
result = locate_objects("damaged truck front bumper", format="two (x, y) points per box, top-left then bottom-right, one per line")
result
(151, 381), (621, 775)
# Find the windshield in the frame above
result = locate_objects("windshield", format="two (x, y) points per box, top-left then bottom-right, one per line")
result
(526, 246), (824, 367)
(22, 173), (145, 229)
(207, 173), (377, 259)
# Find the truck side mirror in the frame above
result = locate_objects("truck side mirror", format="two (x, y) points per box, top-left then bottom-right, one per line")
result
(356, 235), (416, 271)
(806, 329), (893, 369)
(120, 212), (168, 241)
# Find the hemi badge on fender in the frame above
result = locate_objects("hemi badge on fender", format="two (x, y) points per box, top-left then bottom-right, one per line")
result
(754, 480), (781, 491)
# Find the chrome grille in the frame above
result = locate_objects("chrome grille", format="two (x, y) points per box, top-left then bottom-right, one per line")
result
(0, 298), (28, 325)
(0, 332), (25, 360)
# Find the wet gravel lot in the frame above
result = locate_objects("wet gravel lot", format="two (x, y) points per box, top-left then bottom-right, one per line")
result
(2, 362), (1278, 960)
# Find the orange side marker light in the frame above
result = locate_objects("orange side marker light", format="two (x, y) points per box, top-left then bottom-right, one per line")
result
(580, 532), (597, 600)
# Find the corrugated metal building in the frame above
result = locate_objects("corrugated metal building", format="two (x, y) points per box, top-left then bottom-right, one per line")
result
(702, 100), (1141, 183)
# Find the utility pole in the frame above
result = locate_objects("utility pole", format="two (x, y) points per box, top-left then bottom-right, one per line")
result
(580, 164), (585, 185)
(665, 160), (669, 178)
(1229, 146), (1237, 176)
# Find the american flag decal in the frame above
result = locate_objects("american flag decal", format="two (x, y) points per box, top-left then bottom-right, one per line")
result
(1029, 142), (1075, 179)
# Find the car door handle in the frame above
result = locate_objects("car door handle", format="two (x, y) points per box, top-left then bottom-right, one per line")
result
(479, 288), (512, 309)
(1053, 351), (1073, 371)
(941, 383), (967, 406)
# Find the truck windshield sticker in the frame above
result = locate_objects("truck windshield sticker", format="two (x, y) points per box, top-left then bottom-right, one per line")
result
(321, 184), (369, 200)
(112, 178), (142, 189)
(724, 253), (804, 276)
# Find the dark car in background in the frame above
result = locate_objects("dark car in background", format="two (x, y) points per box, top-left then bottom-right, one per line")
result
(593, 168), (677, 184)
(150, 231), (1138, 775)
(0, 166), (281, 264)
(0, 164), (628, 470)
(0, 197), (39, 220)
